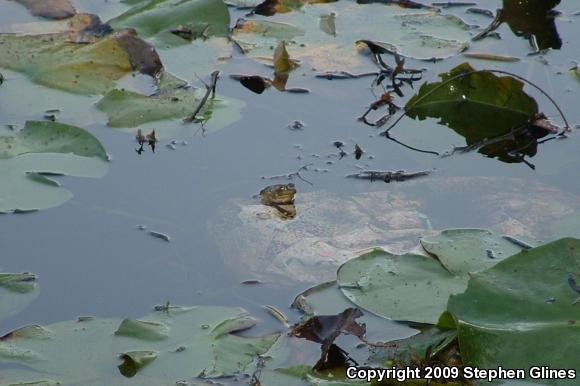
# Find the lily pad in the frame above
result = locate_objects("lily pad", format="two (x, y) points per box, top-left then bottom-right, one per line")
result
(96, 73), (244, 133)
(420, 228), (536, 275)
(0, 272), (39, 323)
(404, 63), (555, 164)
(0, 28), (162, 95)
(337, 249), (468, 324)
(0, 306), (279, 385)
(447, 238), (580, 382)
(108, 0), (230, 47)
(0, 121), (109, 213)
(337, 229), (530, 324)
(232, 2), (471, 71)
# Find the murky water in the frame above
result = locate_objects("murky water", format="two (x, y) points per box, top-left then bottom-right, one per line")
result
(1, 0), (579, 345)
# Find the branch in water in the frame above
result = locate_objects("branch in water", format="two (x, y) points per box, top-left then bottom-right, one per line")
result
(183, 70), (220, 123)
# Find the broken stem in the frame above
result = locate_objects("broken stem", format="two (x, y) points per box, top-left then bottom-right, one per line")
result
(183, 70), (220, 123)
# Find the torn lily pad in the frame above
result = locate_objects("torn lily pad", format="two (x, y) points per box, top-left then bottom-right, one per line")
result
(0, 121), (109, 213)
(233, 2), (471, 71)
(447, 238), (580, 379)
(0, 272), (39, 323)
(0, 28), (161, 95)
(108, 0), (231, 47)
(0, 306), (279, 385)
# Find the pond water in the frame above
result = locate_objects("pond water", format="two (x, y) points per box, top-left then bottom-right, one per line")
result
(0, 0), (579, 367)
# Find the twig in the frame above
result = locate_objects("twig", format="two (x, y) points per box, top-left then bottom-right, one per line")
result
(183, 70), (220, 123)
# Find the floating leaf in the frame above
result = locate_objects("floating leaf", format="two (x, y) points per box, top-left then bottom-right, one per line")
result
(420, 228), (536, 275)
(337, 249), (468, 324)
(291, 308), (365, 370)
(13, 0), (76, 20)
(291, 281), (418, 344)
(0, 272), (39, 323)
(337, 229), (530, 324)
(0, 306), (279, 385)
(253, 0), (337, 16)
(96, 75), (244, 132)
(0, 121), (108, 213)
(447, 238), (580, 380)
(0, 29), (161, 95)
(405, 63), (553, 164)
(233, 3), (471, 71)
(108, 0), (231, 47)
(477, 0), (561, 51)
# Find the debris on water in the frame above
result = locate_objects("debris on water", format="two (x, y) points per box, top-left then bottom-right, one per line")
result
(170, 139), (178, 145)
(291, 308), (365, 370)
(166, 143), (177, 150)
(294, 144), (303, 150)
(288, 120), (306, 130)
(45, 109), (61, 114)
(241, 280), (262, 285)
(368, 155), (375, 159)
(465, 7), (494, 18)
(354, 144), (364, 160)
(263, 305), (290, 327)
(44, 114), (56, 122)
(181, 140), (188, 146)
(545, 298), (556, 304)
(149, 231), (171, 242)
(314, 168), (329, 173)
(433, 1), (476, 7)
(346, 170), (432, 183)
(502, 235), (533, 250)
(485, 249), (497, 259)
(136, 224), (147, 230)
(462, 53), (520, 62)
(77, 316), (95, 322)
(333, 140), (345, 148)
(311, 153), (320, 158)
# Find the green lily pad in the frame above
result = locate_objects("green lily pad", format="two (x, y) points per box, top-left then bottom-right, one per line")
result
(232, 2), (471, 72)
(0, 121), (109, 213)
(108, 0), (230, 47)
(420, 229), (536, 276)
(337, 229), (530, 324)
(337, 249), (467, 324)
(406, 63), (538, 140)
(0, 306), (279, 385)
(0, 29), (162, 95)
(447, 238), (580, 383)
(0, 272), (39, 324)
(95, 70), (244, 133)
(404, 63), (551, 164)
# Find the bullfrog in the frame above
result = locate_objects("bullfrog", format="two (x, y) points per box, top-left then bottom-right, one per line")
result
(259, 183), (297, 219)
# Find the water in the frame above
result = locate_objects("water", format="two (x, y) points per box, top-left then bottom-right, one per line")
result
(1, 0), (579, 342)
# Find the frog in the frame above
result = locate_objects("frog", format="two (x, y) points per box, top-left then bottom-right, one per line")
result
(259, 183), (297, 219)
